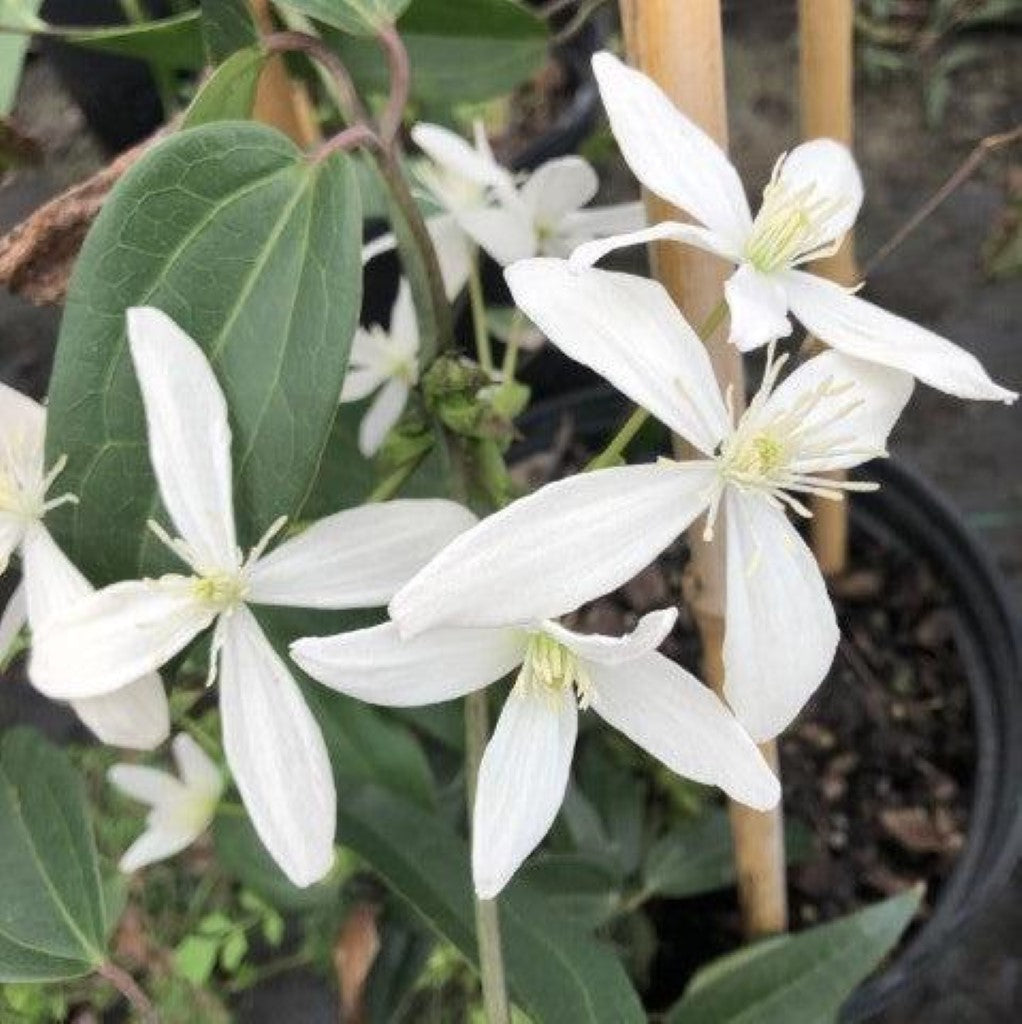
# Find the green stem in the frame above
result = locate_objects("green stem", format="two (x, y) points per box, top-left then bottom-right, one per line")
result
(586, 297), (728, 470)
(465, 690), (511, 1024)
(365, 448), (429, 503)
(467, 254), (494, 375)
(172, 707), (222, 762)
(501, 308), (525, 383)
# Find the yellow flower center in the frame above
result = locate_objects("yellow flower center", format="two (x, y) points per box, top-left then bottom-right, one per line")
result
(518, 632), (593, 708)
(191, 572), (247, 612)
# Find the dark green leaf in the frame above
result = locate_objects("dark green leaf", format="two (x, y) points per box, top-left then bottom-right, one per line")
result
(46, 122), (362, 584)
(665, 888), (922, 1024)
(326, 0), (549, 104)
(338, 784), (645, 1024)
(200, 0), (259, 63)
(0, 729), (109, 981)
(275, 0), (411, 35)
(182, 46), (267, 128)
(518, 854), (621, 928)
(61, 12), (204, 71)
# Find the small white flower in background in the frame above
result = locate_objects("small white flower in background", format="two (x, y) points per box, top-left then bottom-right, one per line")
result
(30, 307), (477, 887)
(292, 605), (778, 899)
(341, 280), (420, 457)
(571, 51), (1017, 403)
(393, 260), (917, 742)
(109, 733), (223, 872)
(0, 382), (170, 750)
(362, 120), (645, 300)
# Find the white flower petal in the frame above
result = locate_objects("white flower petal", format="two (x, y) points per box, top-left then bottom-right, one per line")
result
(118, 819), (199, 873)
(592, 51), (753, 249)
(760, 350), (914, 471)
(570, 220), (740, 269)
(0, 514), (25, 573)
(777, 140), (863, 245)
(0, 382), (45, 483)
(519, 156), (598, 223)
(357, 377), (408, 458)
(723, 491), (839, 741)
(72, 680), (170, 751)
(340, 347), (385, 403)
(30, 576), (213, 699)
(172, 733), (223, 798)
(291, 620), (525, 706)
(587, 652), (780, 810)
(0, 580), (26, 661)
(543, 608), (677, 666)
(389, 279), (419, 357)
(506, 259), (729, 454)
(784, 271), (1018, 403)
(219, 606), (335, 887)
(472, 685), (577, 898)
(455, 206), (537, 266)
(412, 122), (511, 190)
(724, 264), (792, 351)
(247, 499), (477, 610)
(390, 462), (717, 636)
(126, 307), (238, 569)
(108, 763), (185, 808)
(554, 201), (647, 254)
(426, 213), (473, 299)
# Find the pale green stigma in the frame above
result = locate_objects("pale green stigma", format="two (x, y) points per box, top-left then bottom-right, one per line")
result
(518, 632), (593, 709)
(191, 572), (247, 612)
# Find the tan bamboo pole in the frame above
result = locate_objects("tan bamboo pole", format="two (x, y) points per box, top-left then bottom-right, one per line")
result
(250, 0), (321, 146)
(618, 0), (788, 938)
(799, 0), (856, 576)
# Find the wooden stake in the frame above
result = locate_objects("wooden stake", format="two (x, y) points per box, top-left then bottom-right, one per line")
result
(619, 0), (788, 938)
(799, 0), (856, 576)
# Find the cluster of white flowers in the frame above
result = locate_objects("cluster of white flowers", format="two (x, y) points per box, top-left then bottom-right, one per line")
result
(3, 50), (1013, 899)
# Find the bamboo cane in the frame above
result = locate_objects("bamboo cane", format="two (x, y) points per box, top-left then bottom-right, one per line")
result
(799, 0), (856, 576)
(618, 0), (788, 937)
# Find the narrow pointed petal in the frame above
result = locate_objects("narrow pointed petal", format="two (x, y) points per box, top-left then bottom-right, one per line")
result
(587, 652), (780, 810)
(127, 307), (238, 569)
(543, 608), (677, 666)
(724, 264), (792, 351)
(358, 378), (409, 457)
(520, 156), (598, 222)
(760, 350), (914, 471)
(592, 51), (753, 248)
(108, 763), (184, 807)
(30, 576), (213, 699)
(172, 733), (223, 798)
(456, 206), (537, 266)
(292, 621), (525, 706)
(248, 499), (477, 609)
(723, 491), (839, 741)
(506, 259), (729, 453)
(412, 122), (511, 190)
(426, 213), (473, 298)
(219, 606), (335, 887)
(0, 514), (24, 573)
(340, 335), (385, 403)
(472, 686), (577, 898)
(388, 279), (419, 356)
(390, 462), (717, 636)
(778, 140), (863, 245)
(118, 820), (199, 873)
(784, 271), (1018, 403)
(0, 381), (45, 480)
(0, 580), (26, 661)
(72, 679), (170, 751)
(551, 202), (647, 256)
(570, 221), (740, 269)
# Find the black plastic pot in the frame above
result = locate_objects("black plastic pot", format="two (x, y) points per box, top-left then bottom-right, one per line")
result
(515, 386), (1022, 1022)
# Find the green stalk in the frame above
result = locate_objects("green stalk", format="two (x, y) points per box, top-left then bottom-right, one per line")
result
(467, 253), (494, 375)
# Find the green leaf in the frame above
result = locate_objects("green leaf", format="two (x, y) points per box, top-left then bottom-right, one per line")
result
(60, 12), (205, 71)
(338, 784), (645, 1024)
(182, 46), (267, 128)
(518, 854), (621, 928)
(0, 729), (109, 982)
(275, 0), (411, 36)
(46, 121), (362, 585)
(665, 888), (923, 1024)
(200, 0), (259, 63)
(0, 0), (40, 115)
(0, 0), (44, 32)
(327, 0), (549, 104)
(174, 934), (220, 986)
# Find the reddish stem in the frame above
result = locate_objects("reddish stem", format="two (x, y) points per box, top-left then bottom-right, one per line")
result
(97, 961), (158, 1024)
(377, 23), (411, 147)
(315, 122), (379, 160)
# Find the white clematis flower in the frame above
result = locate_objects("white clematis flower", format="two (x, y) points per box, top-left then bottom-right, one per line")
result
(292, 606), (779, 899)
(109, 733), (223, 872)
(30, 307), (478, 886)
(571, 51), (1016, 403)
(393, 260), (917, 741)
(363, 120), (645, 299)
(341, 279), (419, 457)
(0, 382), (169, 750)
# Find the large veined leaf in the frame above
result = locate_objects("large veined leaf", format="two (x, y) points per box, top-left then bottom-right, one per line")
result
(665, 888), (922, 1024)
(182, 46), (267, 128)
(338, 785), (645, 1024)
(199, 0), (258, 63)
(275, 0), (411, 36)
(46, 122), (362, 585)
(60, 12), (205, 71)
(327, 0), (549, 104)
(0, 729), (110, 982)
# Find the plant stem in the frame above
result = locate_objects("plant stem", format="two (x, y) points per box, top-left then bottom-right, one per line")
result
(365, 448), (429, 503)
(464, 691), (511, 1024)
(501, 309), (525, 383)
(467, 254), (494, 375)
(97, 962), (158, 1024)
(377, 23), (411, 146)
